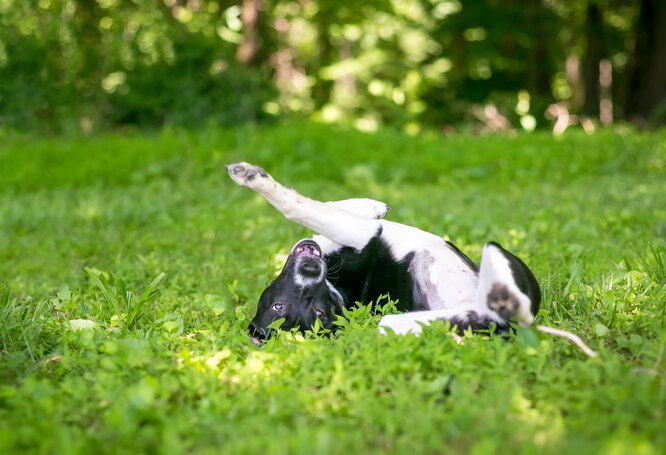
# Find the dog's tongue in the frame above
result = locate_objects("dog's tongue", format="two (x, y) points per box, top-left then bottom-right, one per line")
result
(294, 242), (321, 258)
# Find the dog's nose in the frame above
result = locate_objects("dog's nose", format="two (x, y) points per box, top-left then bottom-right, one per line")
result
(248, 321), (261, 336)
(298, 258), (322, 277)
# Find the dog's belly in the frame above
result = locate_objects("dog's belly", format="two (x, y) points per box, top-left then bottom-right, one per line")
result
(318, 220), (482, 312)
(377, 221), (480, 310)
(411, 249), (479, 310)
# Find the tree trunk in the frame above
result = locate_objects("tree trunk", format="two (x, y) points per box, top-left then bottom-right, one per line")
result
(624, 0), (666, 125)
(582, 2), (602, 117)
(312, 6), (334, 110)
(237, 0), (264, 66)
(525, 0), (556, 124)
(74, 0), (103, 92)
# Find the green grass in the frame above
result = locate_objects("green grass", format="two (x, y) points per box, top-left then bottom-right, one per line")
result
(0, 123), (665, 454)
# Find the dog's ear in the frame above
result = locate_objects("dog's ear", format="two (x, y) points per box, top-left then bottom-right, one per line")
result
(330, 294), (345, 315)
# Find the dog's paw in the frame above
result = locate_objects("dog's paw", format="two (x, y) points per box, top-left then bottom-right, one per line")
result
(366, 199), (391, 219)
(487, 282), (521, 321)
(226, 162), (271, 187)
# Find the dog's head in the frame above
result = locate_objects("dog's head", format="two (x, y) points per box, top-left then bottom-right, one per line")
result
(248, 239), (344, 344)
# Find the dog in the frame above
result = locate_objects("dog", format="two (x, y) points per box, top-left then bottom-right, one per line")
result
(226, 162), (540, 345)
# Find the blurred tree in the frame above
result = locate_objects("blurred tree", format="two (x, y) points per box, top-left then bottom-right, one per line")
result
(311, 2), (334, 110)
(623, 0), (666, 125)
(582, 1), (602, 117)
(0, 0), (662, 131)
(237, 0), (264, 66)
(0, 0), (274, 130)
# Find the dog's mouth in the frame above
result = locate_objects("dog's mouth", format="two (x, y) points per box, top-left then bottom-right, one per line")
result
(292, 240), (322, 259)
(249, 335), (265, 346)
(249, 323), (272, 346)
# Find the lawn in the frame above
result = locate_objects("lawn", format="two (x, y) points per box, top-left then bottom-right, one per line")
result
(0, 123), (665, 454)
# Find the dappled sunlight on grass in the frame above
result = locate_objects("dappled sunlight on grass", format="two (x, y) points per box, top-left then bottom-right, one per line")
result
(509, 388), (565, 449)
(1, 125), (665, 453)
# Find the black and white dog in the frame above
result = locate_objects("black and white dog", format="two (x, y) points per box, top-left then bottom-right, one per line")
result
(226, 162), (540, 344)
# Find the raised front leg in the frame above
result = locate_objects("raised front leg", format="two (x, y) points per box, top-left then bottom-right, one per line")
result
(226, 162), (382, 250)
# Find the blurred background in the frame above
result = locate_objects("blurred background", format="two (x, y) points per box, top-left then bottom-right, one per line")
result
(1, 0), (664, 134)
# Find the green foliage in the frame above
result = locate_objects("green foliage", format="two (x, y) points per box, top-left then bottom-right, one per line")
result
(0, 0), (650, 132)
(1, 123), (666, 453)
(0, 0), (274, 131)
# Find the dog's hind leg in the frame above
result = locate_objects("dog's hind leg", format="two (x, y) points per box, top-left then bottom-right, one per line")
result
(226, 162), (382, 250)
(378, 243), (540, 336)
(475, 242), (541, 326)
(325, 198), (390, 219)
(314, 199), (389, 254)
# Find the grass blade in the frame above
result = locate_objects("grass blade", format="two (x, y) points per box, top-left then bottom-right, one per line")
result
(85, 267), (121, 316)
(139, 272), (167, 305)
(127, 272), (166, 328)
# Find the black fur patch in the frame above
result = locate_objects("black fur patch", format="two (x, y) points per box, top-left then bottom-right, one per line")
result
(325, 234), (422, 312)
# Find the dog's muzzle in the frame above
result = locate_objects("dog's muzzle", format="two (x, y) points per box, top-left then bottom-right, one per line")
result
(297, 257), (322, 277)
(248, 321), (271, 346)
(292, 239), (325, 284)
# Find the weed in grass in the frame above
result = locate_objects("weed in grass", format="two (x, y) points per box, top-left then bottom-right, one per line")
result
(84, 267), (167, 329)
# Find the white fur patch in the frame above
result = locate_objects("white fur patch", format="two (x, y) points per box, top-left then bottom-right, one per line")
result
(377, 309), (487, 335)
(325, 198), (389, 219)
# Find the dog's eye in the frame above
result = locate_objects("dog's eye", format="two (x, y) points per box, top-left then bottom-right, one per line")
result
(271, 303), (285, 313)
(314, 309), (325, 319)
